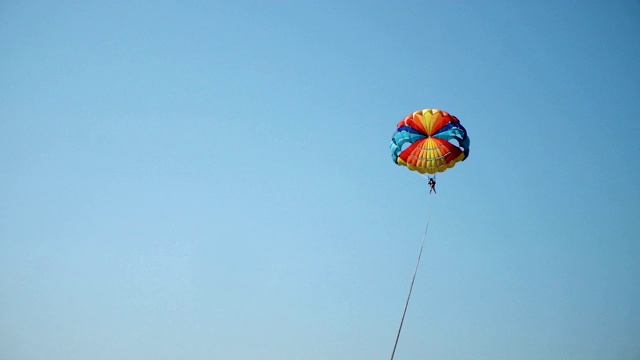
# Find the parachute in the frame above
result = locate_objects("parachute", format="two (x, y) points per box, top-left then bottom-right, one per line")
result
(390, 108), (470, 175)
(388, 108), (470, 360)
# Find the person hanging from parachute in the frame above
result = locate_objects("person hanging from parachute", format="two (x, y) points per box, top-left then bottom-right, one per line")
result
(428, 176), (436, 194)
(390, 108), (470, 194)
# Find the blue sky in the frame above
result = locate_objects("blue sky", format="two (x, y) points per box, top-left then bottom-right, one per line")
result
(1, 1), (639, 359)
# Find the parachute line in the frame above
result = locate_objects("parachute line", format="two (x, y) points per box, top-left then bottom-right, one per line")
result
(389, 202), (432, 360)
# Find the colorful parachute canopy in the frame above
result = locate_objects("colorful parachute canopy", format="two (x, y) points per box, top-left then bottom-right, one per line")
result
(390, 108), (470, 175)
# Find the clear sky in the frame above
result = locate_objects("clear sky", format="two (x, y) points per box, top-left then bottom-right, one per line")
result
(1, 1), (639, 359)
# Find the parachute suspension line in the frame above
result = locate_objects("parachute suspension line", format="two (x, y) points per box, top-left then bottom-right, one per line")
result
(390, 202), (433, 360)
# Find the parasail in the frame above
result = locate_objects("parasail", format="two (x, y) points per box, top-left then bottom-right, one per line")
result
(388, 108), (470, 360)
(390, 108), (470, 175)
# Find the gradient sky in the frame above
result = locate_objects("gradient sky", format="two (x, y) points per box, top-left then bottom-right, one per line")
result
(1, 1), (639, 359)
